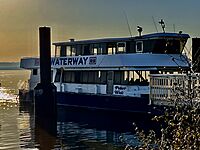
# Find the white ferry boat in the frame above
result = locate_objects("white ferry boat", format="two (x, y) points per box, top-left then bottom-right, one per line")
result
(20, 28), (194, 112)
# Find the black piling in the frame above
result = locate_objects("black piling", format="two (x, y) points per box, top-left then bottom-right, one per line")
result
(34, 27), (57, 135)
(192, 38), (200, 72)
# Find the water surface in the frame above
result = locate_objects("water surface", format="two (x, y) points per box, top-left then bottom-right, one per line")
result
(0, 70), (155, 149)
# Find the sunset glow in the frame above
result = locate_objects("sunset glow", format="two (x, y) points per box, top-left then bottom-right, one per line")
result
(0, 0), (200, 62)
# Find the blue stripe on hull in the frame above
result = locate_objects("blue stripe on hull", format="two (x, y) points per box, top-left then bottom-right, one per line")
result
(57, 92), (150, 113)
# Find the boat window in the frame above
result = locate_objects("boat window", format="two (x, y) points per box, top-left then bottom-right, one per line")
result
(51, 70), (53, 82)
(165, 40), (180, 53)
(107, 43), (116, 55)
(113, 71), (149, 85)
(121, 71), (129, 84)
(98, 71), (101, 78)
(91, 44), (98, 55)
(83, 45), (90, 55)
(33, 69), (37, 75)
(93, 47), (98, 55)
(114, 71), (121, 84)
(98, 47), (103, 55)
(129, 42), (136, 53)
(74, 71), (80, 83)
(76, 45), (82, 56)
(66, 46), (71, 56)
(60, 46), (66, 56)
(153, 40), (166, 53)
(98, 44), (104, 55)
(100, 71), (107, 83)
(62, 71), (68, 83)
(117, 42), (126, 53)
(108, 47), (112, 55)
(114, 71), (132, 85)
(82, 72), (89, 83)
(101, 43), (107, 54)
(180, 39), (187, 52)
(88, 71), (95, 83)
(55, 46), (61, 57)
(62, 71), (75, 83)
(55, 69), (61, 82)
(70, 72), (74, 82)
(129, 71), (134, 84)
(95, 71), (101, 83)
(90, 43), (105, 55)
(71, 46), (76, 56)
(136, 41), (143, 53)
(153, 39), (182, 54)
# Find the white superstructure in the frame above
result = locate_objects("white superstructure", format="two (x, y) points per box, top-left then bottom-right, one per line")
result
(20, 32), (192, 105)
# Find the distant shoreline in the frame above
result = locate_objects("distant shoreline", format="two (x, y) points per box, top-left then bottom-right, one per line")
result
(0, 62), (20, 70)
(0, 68), (22, 70)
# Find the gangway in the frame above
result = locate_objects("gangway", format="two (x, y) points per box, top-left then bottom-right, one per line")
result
(149, 73), (200, 106)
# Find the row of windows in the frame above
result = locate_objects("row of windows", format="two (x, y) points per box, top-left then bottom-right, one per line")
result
(55, 70), (107, 84)
(55, 70), (149, 85)
(54, 38), (186, 57)
(55, 41), (143, 57)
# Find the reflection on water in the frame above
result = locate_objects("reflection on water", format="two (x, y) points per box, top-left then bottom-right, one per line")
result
(1, 103), (139, 149)
(0, 70), (30, 94)
(55, 107), (144, 149)
(0, 70), (156, 149)
(0, 70), (30, 103)
(56, 107), (156, 149)
(32, 106), (149, 150)
(0, 70), (34, 150)
(0, 87), (18, 102)
(3, 107), (151, 150)
(0, 106), (20, 150)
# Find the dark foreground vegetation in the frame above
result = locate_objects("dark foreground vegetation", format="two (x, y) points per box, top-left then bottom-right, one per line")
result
(123, 98), (200, 150)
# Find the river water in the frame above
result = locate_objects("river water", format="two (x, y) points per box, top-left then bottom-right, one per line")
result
(0, 70), (156, 150)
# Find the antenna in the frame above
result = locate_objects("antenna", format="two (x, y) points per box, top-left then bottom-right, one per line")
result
(123, 11), (133, 37)
(159, 19), (165, 33)
(173, 24), (176, 33)
(152, 16), (158, 32)
(137, 26), (143, 36)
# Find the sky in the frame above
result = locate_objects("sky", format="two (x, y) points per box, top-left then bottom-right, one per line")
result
(1, 0), (200, 62)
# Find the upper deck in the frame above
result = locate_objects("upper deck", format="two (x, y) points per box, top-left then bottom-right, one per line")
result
(20, 32), (191, 71)
(53, 32), (190, 57)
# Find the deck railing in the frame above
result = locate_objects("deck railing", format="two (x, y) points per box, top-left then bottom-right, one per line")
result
(149, 73), (200, 106)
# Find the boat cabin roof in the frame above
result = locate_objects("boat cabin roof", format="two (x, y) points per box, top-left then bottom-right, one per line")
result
(53, 32), (190, 46)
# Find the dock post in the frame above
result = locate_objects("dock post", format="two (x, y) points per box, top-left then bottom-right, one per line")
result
(34, 27), (57, 134)
(192, 38), (200, 72)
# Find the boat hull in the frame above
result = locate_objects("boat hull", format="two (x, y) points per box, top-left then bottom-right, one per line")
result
(19, 90), (167, 114)
(56, 92), (150, 113)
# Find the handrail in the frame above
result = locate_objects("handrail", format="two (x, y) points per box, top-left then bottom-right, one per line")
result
(150, 73), (200, 106)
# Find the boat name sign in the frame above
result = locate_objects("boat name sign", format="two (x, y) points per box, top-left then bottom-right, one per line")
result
(51, 56), (97, 67)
